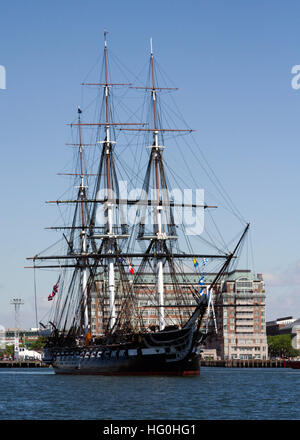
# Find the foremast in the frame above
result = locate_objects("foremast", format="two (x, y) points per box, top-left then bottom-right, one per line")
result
(126, 39), (194, 331)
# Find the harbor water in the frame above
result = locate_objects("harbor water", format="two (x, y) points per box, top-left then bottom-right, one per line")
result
(0, 367), (299, 420)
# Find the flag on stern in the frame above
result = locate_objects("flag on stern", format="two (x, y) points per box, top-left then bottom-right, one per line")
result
(48, 276), (60, 301)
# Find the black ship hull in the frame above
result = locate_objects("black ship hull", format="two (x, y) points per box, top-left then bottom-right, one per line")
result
(52, 352), (200, 376)
(43, 326), (203, 376)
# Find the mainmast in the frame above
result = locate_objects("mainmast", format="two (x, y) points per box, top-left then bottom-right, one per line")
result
(77, 107), (89, 335)
(103, 31), (116, 330)
(150, 39), (165, 330)
(72, 31), (148, 334)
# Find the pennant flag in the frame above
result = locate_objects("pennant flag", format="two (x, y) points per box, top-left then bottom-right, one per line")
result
(48, 276), (60, 301)
(126, 258), (134, 274)
(85, 331), (92, 345)
(129, 265), (134, 275)
(193, 259), (199, 268)
(198, 258), (208, 293)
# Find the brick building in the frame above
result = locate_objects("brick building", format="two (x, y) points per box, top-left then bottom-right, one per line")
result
(205, 271), (268, 360)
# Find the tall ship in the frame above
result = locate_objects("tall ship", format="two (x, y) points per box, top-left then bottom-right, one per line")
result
(27, 33), (248, 375)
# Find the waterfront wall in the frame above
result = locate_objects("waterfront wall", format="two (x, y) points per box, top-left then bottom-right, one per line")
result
(0, 359), (286, 368)
(201, 359), (285, 368)
(0, 360), (49, 368)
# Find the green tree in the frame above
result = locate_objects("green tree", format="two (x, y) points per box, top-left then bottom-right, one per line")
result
(1, 345), (14, 358)
(267, 334), (300, 358)
(26, 337), (47, 351)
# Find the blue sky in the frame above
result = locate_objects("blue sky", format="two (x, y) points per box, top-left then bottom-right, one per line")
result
(0, 0), (300, 327)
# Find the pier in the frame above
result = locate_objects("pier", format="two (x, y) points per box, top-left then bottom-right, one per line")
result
(0, 360), (49, 368)
(201, 359), (286, 368)
(0, 359), (287, 368)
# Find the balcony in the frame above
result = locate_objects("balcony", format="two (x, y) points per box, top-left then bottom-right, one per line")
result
(236, 319), (253, 325)
(236, 314), (253, 319)
(236, 307), (253, 313)
(236, 326), (253, 333)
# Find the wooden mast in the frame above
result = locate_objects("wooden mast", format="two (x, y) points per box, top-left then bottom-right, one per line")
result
(77, 107), (89, 336)
(103, 30), (116, 331)
(149, 39), (165, 331)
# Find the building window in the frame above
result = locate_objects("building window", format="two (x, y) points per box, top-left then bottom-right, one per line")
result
(236, 280), (252, 289)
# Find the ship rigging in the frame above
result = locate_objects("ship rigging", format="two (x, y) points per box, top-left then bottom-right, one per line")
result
(26, 33), (249, 375)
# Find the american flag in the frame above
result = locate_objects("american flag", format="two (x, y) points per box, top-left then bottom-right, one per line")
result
(48, 276), (60, 301)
